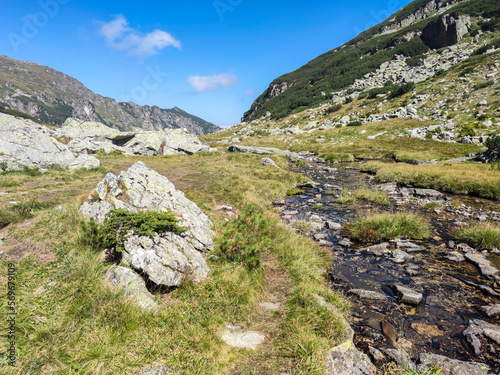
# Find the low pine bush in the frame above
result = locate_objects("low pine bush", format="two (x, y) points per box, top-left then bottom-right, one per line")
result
(213, 205), (270, 271)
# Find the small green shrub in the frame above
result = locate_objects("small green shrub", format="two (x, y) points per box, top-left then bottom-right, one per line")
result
(346, 121), (363, 127)
(473, 80), (494, 90)
(389, 82), (415, 98)
(325, 104), (342, 114)
(287, 188), (304, 196)
(79, 217), (101, 250)
(313, 203), (323, 210)
(452, 223), (500, 250)
(459, 67), (474, 77)
(98, 209), (185, 252)
(344, 212), (429, 243)
(214, 205), (270, 271)
(345, 96), (353, 104)
(486, 134), (500, 150)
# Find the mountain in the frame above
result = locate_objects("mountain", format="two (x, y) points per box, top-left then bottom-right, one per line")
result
(244, 0), (500, 121)
(0, 55), (220, 135)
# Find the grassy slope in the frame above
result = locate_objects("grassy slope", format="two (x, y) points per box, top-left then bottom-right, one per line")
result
(0, 153), (350, 375)
(244, 0), (500, 121)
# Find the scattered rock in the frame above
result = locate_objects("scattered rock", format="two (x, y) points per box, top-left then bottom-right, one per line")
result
(445, 251), (465, 263)
(359, 243), (390, 257)
(464, 253), (499, 281)
(260, 302), (280, 310)
(105, 266), (157, 312)
(349, 289), (389, 301)
(381, 348), (415, 371)
(261, 157), (279, 167)
(417, 353), (489, 375)
(464, 319), (500, 355)
(391, 249), (413, 263)
(381, 320), (398, 343)
(326, 340), (376, 375)
(481, 304), (500, 318)
(368, 346), (385, 364)
(390, 284), (423, 306)
(136, 365), (169, 375)
(221, 328), (265, 350)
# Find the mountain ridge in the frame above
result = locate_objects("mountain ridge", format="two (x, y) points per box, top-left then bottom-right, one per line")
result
(0, 55), (220, 135)
(243, 0), (500, 121)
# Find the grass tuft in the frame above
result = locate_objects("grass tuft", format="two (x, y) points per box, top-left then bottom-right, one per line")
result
(344, 212), (429, 243)
(452, 222), (500, 250)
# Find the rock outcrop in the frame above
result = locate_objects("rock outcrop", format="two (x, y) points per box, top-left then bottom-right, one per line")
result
(421, 14), (471, 50)
(0, 113), (100, 171)
(326, 340), (376, 375)
(81, 162), (213, 288)
(57, 118), (212, 156)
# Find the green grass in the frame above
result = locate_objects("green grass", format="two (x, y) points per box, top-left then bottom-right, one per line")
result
(353, 188), (390, 205)
(0, 153), (349, 374)
(363, 162), (500, 201)
(423, 202), (444, 210)
(286, 188), (304, 196)
(344, 212), (429, 243)
(452, 223), (500, 250)
(337, 190), (356, 204)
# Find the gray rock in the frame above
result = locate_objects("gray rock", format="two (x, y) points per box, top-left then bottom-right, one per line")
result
(326, 221), (343, 230)
(221, 330), (265, 350)
(136, 365), (169, 375)
(381, 348), (415, 371)
(81, 162), (214, 252)
(464, 253), (499, 280)
(414, 188), (443, 199)
(105, 266), (157, 311)
(417, 353), (489, 375)
(0, 112), (78, 171)
(390, 284), (423, 305)
(338, 238), (353, 247)
(464, 319), (500, 355)
(261, 157), (279, 167)
(445, 251), (465, 263)
(391, 249), (413, 263)
(359, 243), (390, 257)
(227, 145), (272, 155)
(349, 289), (389, 301)
(481, 304), (500, 318)
(122, 233), (209, 288)
(368, 346), (385, 363)
(69, 154), (101, 170)
(326, 340), (376, 375)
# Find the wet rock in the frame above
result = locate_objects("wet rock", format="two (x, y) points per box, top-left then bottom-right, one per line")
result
(464, 253), (499, 281)
(464, 319), (500, 355)
(481, 304), (500, 318)
(417, 353), (489, 375)
(391, 249), (413, 264)
(414, 188), (443, 199)
(299, 181), (320, 189)
(456, 243), (475, 253)
(381, 321), (398, 343)
(390, 284), (423, 306)
(381, 348), (415, 371)
(326, 340), (376, 375)
(368, 346), (385, 364)
(314, 233), (328, 241)
(349, 289), (389, 301)
(378, 182), (398, 194)
(273, 198), (286, 206)
(326, 221), (342, 230)
(106, 266), (157, 312)
(396, 240), (423, 252)
(445, 251), (465, 263)
(359, 243), (390, 257)
(339, 238), (353, 247)
(405, 264), (420, 276)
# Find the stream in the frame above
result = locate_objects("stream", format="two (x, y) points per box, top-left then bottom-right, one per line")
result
(280, 162), (500, 372)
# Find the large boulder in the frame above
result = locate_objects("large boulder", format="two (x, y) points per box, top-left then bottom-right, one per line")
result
(0, 113), (100, 171)
(58, 118), (210, 156)
(81, 162), (213, 287)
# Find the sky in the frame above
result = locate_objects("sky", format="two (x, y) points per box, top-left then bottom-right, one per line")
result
(0, 0), (413, 127)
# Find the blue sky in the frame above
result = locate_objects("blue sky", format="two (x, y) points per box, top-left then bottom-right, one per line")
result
(0, 0), (412, 127)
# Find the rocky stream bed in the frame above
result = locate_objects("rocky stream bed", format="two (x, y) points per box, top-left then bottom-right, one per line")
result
(279, 162), (500, 373)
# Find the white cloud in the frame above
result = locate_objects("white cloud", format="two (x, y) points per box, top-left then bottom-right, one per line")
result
(187, 74), (239, 93)
(98, 15), (181, 57)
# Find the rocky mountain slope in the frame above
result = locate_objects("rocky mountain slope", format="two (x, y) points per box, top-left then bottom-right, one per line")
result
(244, 0), (500, 121)
(0, 55), (220, 135)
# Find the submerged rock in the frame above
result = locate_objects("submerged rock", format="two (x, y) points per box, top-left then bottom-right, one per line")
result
(481, 304), (500, 318)
(464, 319), (500, 355)
(349, 289), (389, 301)
(464, 253), (499, 281)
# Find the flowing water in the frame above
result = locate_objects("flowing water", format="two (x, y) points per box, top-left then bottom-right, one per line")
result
(282, 162), (500, 371)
